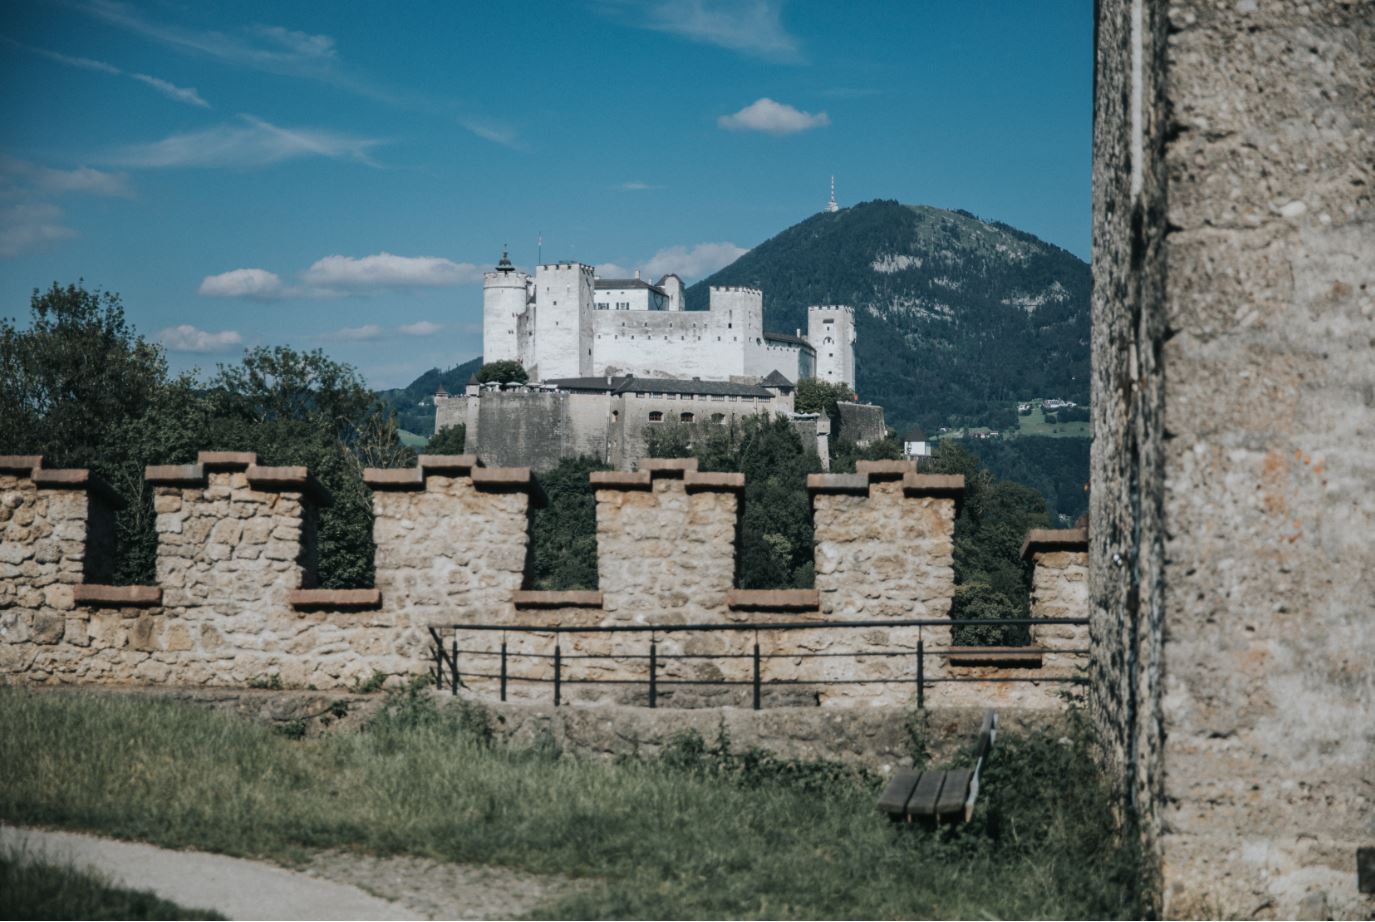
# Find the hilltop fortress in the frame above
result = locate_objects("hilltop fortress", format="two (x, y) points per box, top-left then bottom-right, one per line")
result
(435, 252), (883, 470)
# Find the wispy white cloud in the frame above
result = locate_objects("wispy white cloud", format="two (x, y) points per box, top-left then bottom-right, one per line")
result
(156, 324), (243, 353)
(718, 98), (828, 135)
(326, 324), (384, 342)
(129, 73), (209, 108)
(10, 38), (211, 107)
(75, 1), (398, 103)
(0, 156), (133, 198)
(110, 115), (384, 169)
(198, 268), (285, 299)
(615, 180), (662, 191)
(611, 0), (803, 62)
(461, 119), (525, 151)
(0, 203), (77, 257)
(596, 242), (747, 283)
(302, 253), (485, 290)
(399, 320), (442, 336)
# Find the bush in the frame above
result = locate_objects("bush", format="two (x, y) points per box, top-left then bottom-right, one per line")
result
(427, 424), (466, 453)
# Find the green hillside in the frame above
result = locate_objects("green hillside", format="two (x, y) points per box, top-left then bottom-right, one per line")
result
(376, 355), (481, 437)
(685, 200), (1090, 434)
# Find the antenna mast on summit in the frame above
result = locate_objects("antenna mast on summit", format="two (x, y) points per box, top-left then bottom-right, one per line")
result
(827, 176), (839, 213)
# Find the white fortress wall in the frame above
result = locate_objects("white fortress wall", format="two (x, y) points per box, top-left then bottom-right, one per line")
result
(590, 308), (745, 380)
(808, 305), (856, 388)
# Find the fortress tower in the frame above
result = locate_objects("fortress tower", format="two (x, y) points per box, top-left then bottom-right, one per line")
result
(529, 262), (595, 380)
(808, 305), (856, 389)
(482, 248), (529, 365)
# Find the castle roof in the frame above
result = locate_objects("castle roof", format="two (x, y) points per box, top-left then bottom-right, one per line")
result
(763, 330), (816, 352)
(760, 369), (794, 388)
(594, 278), (667, 296)
(545, 375), (775, 399)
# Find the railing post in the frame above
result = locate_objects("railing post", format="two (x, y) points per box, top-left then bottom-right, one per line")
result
(499, 639), (508, 702)
(554, 641), (562, 707)
(649, 638), (658, 709)
(917, 638), (925, 710)
(451, 636), (459, 696)
(434, 632), (444, 690)
(752, 639), (761, 711)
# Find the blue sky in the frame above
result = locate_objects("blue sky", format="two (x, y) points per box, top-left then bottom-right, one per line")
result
(1, 1), (1091, 388)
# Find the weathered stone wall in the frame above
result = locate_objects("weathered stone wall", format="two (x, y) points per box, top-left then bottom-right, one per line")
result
(1091, 2), (1375, 916)
(2, 453), (1082, 716)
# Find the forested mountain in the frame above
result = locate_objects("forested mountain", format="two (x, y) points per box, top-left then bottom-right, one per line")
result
(377, 355), (481, 435)
(685, 200), (1090, 433)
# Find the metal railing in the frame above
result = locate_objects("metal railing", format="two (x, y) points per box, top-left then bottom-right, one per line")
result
(427, 617), (1089, 710)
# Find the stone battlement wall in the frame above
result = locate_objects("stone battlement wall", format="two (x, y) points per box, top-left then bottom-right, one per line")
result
(2, 454), (1083, 709)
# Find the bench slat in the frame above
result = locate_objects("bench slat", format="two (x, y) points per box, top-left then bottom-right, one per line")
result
(935, 767), (973, 821)
(906, 771), (947, 817)
(877, 768), (920, 816)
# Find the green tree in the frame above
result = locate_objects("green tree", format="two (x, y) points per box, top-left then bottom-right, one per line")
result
(426, 424), (466, 454)
(794, 378), (855, 418)
(529, 456), (610, 589)
(828, 431), (904, 473)
(205, 347), (413, 589)
(475, 360), (528, 385)
(0, 282), (211, 583)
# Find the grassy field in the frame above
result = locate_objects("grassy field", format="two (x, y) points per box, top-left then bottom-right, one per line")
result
(398, 428), (429, 448)
(1, 846), (223, 920)
(1013, 405), (1090, 438)
(0, 688), (1142, 919)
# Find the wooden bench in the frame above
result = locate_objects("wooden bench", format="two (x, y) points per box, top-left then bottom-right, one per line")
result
(877, 710), (998, 824)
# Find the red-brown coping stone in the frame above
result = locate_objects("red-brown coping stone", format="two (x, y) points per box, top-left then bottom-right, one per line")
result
(684, 471), (745, 491)
(288, 588), (382, 611)
(590, 470), (652, 489)
(726, 588), (820, 611)
(512, 590), (604, 608)
(418, 454), (480, 472)
(73, 584), (162, 607)
(145, 463), (207, 486)
(197, 451), (258, 469)
(946, 646), (1045, 668)
(471, 467), (532, 487)
(1020, 527), (1089, 560)
(362, 467), (425, 489)
(901, 473), (965, 497)
(855, 459), (918, 479)
(639, 457), (699, 475)
(246, 465), (333, 507)
(32, 468), (124, 507)
(806, 473), (869, 494)
(0, 455), (44, 473)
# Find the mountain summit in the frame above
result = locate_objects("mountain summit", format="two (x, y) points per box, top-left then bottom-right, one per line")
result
(685, 200), (1089, 432)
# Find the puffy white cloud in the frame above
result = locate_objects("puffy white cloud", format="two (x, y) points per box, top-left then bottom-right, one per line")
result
(197, 268), (284, 299)
(399, 320), (442, 336)
(717, 98), (829, 135)
(111, 115), (383, 169)
(302, 253), (484, 290)
(157, 324), (243, 353)
(644, 242), (748, 279)
(631, 0), (802, 62)
(130, 73), (209, 108)
(0, 203), (76, 257)
(595, 242), (747, 284)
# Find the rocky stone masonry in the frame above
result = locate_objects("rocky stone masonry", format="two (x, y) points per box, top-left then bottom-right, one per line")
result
(1091, 2), (1374, 917)
(2, 452), (1077, 711)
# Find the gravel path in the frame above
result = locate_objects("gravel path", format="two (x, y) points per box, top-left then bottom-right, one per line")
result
(2, 825), (575, 920)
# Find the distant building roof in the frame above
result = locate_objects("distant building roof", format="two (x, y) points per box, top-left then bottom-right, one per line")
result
(760, 369), (794, 388)
(594, 278), (667, 296)
(545, 375), (775, 399)
(763, 331), (816, 352)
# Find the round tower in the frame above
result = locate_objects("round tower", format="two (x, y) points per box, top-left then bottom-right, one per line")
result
(483, 247), (528, 365)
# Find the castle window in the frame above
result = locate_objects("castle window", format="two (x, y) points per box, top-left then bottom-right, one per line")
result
(711, 413), (725, 423)
(648, 411), (664, 423)
(680, 412), (694, 422)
